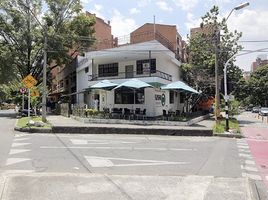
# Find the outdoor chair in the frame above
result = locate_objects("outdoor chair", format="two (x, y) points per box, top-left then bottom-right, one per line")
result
(111, 108), (122, 119)
(136, 109), (146, 120)
(123, 108), (134, 120)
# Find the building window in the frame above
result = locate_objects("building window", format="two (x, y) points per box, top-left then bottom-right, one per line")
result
(136, 59), (156, 75)
(85, 67), (89, 73)
(115, 88), (144, 104)
(169, 91), (174, 104)
(98, 63), (118, 77)
(180, 92), (185, 103)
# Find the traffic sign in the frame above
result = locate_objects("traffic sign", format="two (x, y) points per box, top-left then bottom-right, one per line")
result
(20, 88), (27, 94)
(30, 89), (40, 97)
(22, 74), (37, 89)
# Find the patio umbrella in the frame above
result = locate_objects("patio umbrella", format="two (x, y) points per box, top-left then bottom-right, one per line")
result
(114, 79), (153, 105)
(160, 81), (199, 94)
(89, 80), (118, 90)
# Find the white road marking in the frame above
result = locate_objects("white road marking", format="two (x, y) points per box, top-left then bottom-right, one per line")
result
(266, 176), (268, 181)
(6, 158), (31, 166)
(70, 139), (137, 145)
(14, 134), (27, 138)
(245, 160), (255, 165)
(14, 138), (29, 141)
(9, 149), (30, 155)
(3, 170), (35, 174)
(241, 165), (258, 172)
(239, 153), (252, 158)
(85, 156), (189, 168)
(12, 143), (30, 147)
(242, 173), (262, 180)
(40, 146), (195, 151)
(238, 149), (251, 153)
(237, 145), (249, 149)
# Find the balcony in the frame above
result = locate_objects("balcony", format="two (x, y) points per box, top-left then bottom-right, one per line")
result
(88, 68), (172, 82)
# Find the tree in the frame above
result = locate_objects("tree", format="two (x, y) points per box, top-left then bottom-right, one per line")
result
(184, 6), (242, 97)
(248, 65), (268, 106)
(0, 0), (95, 84)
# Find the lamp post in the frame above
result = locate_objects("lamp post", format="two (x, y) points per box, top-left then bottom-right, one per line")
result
(22, 3), (48, 122)
(214, 2), (249, 124)
(224, 47), (268, 131)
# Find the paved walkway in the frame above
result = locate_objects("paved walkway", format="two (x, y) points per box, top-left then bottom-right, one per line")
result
(46, 115), (214, 136)
(47, 115), (215, 130)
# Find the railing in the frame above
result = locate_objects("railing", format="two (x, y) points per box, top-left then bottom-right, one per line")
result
(88, 68), (172, 81)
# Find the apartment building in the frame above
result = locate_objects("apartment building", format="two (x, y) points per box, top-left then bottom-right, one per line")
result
(49, 12), (117, 103)
(130, 23), (188, 63)
(251, 57), (268, 72)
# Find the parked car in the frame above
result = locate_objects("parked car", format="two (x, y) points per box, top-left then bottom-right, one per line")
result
(259, 107), (268, 116)
(245, 105), (253, 111)
(252, 107), (261, 113)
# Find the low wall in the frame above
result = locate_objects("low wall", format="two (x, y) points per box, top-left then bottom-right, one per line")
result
(71, 114), (211, 126)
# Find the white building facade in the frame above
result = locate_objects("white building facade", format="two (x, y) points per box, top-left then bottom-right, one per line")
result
(76, 40), (186, 117)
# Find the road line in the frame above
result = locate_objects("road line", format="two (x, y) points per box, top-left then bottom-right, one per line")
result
(85, 156), (189, 168)
(5, 158), (31, 166)
(241, 165), (258, 172)
(12, 143), (30, 147)
(237, 145), (249, 149)
(40, 146), (196, 151)
(245, 160), (256, 165)
(239, 153), (252, 158)
(9, 149), (30, 155)
(14, 138), (29, 141)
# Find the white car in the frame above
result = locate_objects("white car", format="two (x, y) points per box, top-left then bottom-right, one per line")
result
(259, 107), (268, 116)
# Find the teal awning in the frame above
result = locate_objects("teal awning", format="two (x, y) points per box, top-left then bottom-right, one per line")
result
(161, 81), (199, 94)
(90, 80), (118, 90)
(114, 79), (153, 90)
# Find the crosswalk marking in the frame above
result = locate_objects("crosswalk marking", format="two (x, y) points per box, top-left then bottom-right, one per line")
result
(12, 143), (30, 147)
(9, 149), (30, 155)
(6, 158), (31, 166)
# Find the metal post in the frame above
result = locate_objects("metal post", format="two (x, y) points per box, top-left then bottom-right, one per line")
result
(149, 50), (151, 77)
(22, 93), (25, 110)
(214, 30), (220, 123)
(42, 26), (47, 122)
(224, 62), (229, 131)
(28, 89), (30, 117)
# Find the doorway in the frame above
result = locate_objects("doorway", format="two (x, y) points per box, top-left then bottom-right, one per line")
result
(125, 65), (134, 78)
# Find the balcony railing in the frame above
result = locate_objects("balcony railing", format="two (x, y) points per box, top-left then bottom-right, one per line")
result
(88, 68), (172, 82)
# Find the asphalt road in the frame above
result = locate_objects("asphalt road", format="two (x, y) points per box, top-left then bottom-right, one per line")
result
(0, 110), (264, 200)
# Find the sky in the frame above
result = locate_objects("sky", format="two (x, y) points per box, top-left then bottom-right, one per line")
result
(80, 0), (268, 72)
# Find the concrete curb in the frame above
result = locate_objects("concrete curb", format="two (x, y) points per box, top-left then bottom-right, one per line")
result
(52, 126), (213, 136)
(213, 133), (244, 138)
(14, 119), (52, 133)
(14, 126), (52, 133)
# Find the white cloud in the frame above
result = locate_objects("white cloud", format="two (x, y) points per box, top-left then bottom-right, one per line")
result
(137, 0), (151, 7)
(81, 0), (93, 5)
(173, 0), (199, 11)
(185, 13), (202, 32)
(110, 9), (138, 37)
(89, 4), (105, 19)
(129, 8), (141, 15)
(227, 9), (268, 71)
(156, 1), (173, 11)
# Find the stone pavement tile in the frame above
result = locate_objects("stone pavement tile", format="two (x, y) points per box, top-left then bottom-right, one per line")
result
(204, 177), (252, 200)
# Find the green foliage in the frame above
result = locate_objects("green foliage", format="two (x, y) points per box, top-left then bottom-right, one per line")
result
(229, 99), (240, 116)
(248, 65), (268, 106)
(0, 0), (95, 84)
(213, 118), (240, 133)
(184, 6), (243, 96)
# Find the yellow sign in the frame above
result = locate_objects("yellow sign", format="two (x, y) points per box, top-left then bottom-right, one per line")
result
(30, 89), (40, 97)
(22, 74), (37, 89)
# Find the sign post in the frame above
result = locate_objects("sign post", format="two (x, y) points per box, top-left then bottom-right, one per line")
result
(22, 74), (37, 118)
(20, 88), (27, 110)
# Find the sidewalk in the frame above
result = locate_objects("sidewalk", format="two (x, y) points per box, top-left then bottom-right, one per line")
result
(47, 115), (214, 136)
(0, 173), (257, 200)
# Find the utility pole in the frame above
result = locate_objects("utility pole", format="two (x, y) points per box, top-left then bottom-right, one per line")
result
(42, 26), (47, 122)
(214, 30), (220, 123)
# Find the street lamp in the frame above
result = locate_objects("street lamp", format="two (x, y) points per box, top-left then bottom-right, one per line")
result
(22, 4), (48, 122)
(224, 47), (268, 132)
(214, 2), (249, 124)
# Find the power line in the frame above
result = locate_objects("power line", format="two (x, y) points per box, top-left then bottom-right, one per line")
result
(238, 40), (268, 43)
